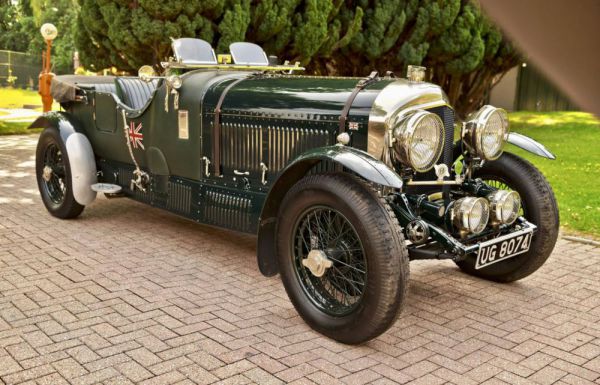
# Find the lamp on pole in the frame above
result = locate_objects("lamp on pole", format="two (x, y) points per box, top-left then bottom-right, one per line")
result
(39, 23), (58, 112)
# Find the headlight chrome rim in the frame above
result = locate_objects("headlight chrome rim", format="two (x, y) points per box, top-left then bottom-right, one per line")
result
(463, 105), (509, 160)
(392, 110), (445, 172)
(452, 197), (490, 235)
(487, 190), (521, 225)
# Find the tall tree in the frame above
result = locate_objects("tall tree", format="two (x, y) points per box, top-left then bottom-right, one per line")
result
(0, 0), (31, 52)
(1, 0), (80, 74)
(76, 0), (520, 116)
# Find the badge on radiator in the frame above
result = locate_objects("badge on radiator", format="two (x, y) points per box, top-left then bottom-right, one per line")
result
(348, 122), (359, 131)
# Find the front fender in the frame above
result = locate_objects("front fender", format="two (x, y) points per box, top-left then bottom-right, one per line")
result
(507, 132), (556, 159)
(256, 145), (403, 276)
(31, 112), (97, 205)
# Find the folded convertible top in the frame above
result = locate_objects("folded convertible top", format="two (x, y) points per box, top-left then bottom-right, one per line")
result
(51, 75), (115, 103)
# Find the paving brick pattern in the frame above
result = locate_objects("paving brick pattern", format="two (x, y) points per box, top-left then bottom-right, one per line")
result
(1, 134), (599, 385)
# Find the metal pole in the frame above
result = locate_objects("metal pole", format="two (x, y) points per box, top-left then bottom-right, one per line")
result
(38, 39), (53, 112)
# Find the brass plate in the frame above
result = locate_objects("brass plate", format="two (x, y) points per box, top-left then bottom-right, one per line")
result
(178, 110), (189, 139)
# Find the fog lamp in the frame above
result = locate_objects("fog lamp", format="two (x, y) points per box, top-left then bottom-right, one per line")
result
(452, 197), (490, 235)
(487, 190), (521, 225)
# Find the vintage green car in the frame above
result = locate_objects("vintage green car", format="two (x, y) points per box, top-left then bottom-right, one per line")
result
(32, 39), (559, 344)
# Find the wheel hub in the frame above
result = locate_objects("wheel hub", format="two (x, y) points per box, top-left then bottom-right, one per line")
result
(42, 165), (53, 182)
(302, 249), (333, 277)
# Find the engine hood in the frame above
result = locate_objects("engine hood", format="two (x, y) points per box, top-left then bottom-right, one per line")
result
(195, 71), (450, 160)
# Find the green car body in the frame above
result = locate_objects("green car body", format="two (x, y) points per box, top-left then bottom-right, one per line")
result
(34, 71), (452, 269)
(32, 42), (559, 343)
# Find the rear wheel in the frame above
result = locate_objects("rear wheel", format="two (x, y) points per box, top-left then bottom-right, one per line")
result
(277, 173), (409, 344)
(36, 128), (84, 219)
(456, 152), (559, 282)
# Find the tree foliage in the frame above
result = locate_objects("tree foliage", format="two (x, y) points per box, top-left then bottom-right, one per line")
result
(0, 0), (79, 74)
(69, 0), (520, 115)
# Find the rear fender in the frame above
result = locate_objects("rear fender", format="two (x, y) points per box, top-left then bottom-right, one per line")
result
(31, 112), (97, 205)
(256, 145), (403, 276)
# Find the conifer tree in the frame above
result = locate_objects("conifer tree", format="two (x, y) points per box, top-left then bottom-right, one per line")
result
(75, 0), (520, 115)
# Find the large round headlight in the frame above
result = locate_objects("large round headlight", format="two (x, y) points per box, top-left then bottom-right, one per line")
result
(488, 190), (521, 225)
(392, 110), (445, 172)
(452, 197), (490, 235)
(463, 105), (509, 160)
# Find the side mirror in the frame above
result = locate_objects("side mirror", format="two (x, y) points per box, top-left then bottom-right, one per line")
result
(138, 65), (157, 82)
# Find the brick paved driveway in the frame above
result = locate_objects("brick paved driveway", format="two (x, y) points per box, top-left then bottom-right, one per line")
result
(1, 134), (599, 385)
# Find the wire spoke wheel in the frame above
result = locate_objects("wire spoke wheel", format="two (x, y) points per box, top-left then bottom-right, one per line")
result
(42, 142), (67, 205)
(292, 206), (367, 317)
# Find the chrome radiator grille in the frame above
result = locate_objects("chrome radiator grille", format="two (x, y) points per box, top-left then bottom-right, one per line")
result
(409, 106), (455, 190)
(428, 105), (455, 170)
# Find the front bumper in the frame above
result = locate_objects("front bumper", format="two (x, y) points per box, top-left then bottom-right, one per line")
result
(388, 192), (538, 261)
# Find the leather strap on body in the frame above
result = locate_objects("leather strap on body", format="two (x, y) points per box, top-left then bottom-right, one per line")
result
(339, 71), (379, 133)
(213, 77), (246, 176)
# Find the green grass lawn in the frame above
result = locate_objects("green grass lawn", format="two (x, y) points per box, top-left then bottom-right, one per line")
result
(0, 87), (54, 135)
(506, 111), (600, 239)
(0, 121), (39, 135)
(0, 87), (44, 109)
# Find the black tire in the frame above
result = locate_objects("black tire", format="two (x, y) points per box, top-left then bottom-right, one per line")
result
(276, 173), (409, 344)
(456, 152), (559, 282)
(36, 128), (85, 219)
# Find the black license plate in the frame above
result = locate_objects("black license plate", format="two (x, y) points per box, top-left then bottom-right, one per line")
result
(475, 230), (533, 269)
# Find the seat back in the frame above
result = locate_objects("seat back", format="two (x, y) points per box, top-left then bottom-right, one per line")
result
(172, 38), (217, 64)
(115, 77), (158, 110)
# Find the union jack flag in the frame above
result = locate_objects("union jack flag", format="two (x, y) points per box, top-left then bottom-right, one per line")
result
(128, 122), (144, 150)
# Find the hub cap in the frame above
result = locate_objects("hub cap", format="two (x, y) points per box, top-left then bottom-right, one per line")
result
(302, 250), (332, 277)
(292, 206), (367, 316)
(42, 165), (53, 182)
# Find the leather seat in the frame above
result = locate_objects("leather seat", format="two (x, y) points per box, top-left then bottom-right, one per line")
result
(115, 77), (159, 110)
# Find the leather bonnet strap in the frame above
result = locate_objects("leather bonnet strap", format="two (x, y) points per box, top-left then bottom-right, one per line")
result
(338, 71), (379, 133)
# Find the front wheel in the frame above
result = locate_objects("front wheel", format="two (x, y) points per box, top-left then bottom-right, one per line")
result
(456, 152), (559, 282)
(35, 128), (84, 219)
(276, 173), (409, 344)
